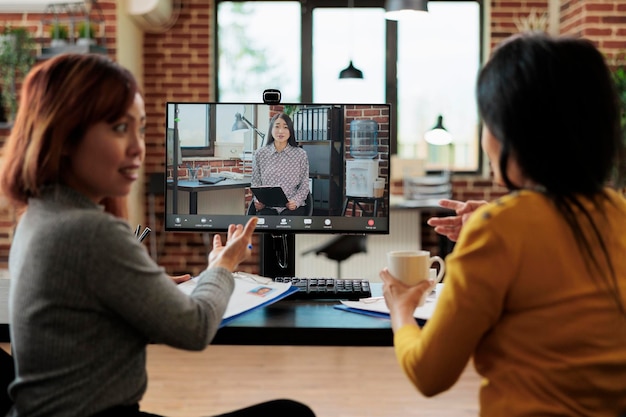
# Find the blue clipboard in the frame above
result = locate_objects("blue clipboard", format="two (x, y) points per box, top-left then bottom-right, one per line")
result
(220, 285), (299, 327)
(333, 304), (390, 319)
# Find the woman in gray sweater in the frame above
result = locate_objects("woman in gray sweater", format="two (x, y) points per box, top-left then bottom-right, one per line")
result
(0, 53), (315, 417)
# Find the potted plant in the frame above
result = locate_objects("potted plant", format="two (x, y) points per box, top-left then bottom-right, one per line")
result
(49, 22), (69, 47)
(76, 21), (96, 46)
(612, 60), (626, 190)
(0, 26), (35, 123)
(613, 66), (625, 137)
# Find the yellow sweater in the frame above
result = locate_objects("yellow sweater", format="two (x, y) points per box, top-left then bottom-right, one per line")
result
(395, 189), (626, 416)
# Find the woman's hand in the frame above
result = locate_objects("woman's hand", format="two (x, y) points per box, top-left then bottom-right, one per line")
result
(254, 200), (265, 211)
(426, 199), (488, 242)
(208, 217), (258, 272)
(380, 268), (434, 332)
(286, 200), (297, 210)
(170, 274), (192, 284)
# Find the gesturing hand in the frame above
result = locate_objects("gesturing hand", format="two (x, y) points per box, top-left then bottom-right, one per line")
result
(426, 199), (487, 242)
(208, 217), (258, 272)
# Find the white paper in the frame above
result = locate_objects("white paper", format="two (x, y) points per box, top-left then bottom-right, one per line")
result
(340, 283), (444, 321)
(178, 272), (293, 320)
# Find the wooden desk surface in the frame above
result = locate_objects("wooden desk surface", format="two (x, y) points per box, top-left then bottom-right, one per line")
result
(211, 283), (427, 346)
(168, 177), (251, 192)
(1, 284), (402, 346)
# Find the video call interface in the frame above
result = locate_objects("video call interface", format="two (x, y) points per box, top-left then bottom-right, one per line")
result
(164, 102), (390, 234)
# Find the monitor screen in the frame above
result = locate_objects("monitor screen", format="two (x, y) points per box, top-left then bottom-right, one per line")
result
(164, 102), (390, 235)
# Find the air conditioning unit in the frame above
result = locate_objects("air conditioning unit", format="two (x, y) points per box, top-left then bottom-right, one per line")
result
(127, 0), (174, 31)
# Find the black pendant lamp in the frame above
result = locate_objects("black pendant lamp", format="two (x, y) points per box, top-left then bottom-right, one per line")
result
(339, 60), (364, 79)
(385, 0), (428, 20)
(339, 0), (364, 80)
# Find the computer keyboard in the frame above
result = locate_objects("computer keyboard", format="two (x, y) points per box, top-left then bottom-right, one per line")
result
(273, 277), (372, 300)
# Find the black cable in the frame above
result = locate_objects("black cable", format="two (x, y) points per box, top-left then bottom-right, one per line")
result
(275, 234), (288, 270)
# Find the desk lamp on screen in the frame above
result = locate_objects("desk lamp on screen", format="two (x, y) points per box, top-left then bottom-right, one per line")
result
(163, 96), (391, 278)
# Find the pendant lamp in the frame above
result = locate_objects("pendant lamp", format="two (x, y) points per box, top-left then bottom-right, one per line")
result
(385, 0), (428, 20)
(339, 60), (364, 79)
(338, 0), (364, 79)
(424, 115), (452, 145)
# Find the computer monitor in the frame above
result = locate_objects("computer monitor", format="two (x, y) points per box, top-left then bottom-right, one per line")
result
(164, 102), (391, 276)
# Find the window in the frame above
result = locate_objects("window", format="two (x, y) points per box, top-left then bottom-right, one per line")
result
(167, 103), (215, 156)
(217, 1), (301, 102)
(397, 2), (480, 171)
(216, 0), (482, 172)
(312, 7), (386, 103)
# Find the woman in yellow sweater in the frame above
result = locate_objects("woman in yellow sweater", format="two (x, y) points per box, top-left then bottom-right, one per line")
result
(381, 33), (626, 416)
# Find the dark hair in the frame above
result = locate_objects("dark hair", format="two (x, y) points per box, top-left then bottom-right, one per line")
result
(0, 53), (140, 208)
(476, 33), (624, 312)
(266, 113), (298, 147)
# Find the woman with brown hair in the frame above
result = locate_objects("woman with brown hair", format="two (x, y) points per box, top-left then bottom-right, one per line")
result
(0, 53), (314, 417)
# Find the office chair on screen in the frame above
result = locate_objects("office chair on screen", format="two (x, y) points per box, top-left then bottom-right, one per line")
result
(302, 235), (367, 279)
(247, 193), (313, 216)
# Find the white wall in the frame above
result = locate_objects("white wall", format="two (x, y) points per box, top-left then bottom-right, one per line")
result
(295, 209), (422, 282)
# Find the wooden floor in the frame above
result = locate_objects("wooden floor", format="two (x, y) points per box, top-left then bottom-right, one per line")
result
(2, 343), (481, 416)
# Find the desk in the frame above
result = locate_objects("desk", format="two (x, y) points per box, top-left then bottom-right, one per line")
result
(168, 178), (251, 214)
(213, 284), (406, 346)
(0, 284), (422, 346)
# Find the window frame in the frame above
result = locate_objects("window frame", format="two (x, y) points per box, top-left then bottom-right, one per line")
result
(214, 0), (484, 173)
(168, 103), (216, 157)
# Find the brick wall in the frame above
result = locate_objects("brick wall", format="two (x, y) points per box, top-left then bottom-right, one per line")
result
(560, 0), (626, 62)
(0, 0), (119, 269)
(489, 0), (550, 49)
(1, 0), (624, 272)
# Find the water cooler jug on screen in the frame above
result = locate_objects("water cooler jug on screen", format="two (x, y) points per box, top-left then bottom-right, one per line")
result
(346, 119), (379, 197)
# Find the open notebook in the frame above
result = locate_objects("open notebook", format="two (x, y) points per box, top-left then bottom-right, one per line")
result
(334, 283), (444, 321)
(178, 272), (298, 327)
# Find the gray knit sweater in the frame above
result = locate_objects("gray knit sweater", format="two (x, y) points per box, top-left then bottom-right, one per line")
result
(7, 185), (234, 416)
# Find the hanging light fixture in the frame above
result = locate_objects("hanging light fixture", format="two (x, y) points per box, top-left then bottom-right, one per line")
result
(339, 60), (364, 79)
(424, 115), (452, 145)
(338, 0), (364, 79)
(385, 0), (428, 20)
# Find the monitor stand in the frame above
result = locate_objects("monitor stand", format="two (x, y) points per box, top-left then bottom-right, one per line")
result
(260, 233), (296, 278)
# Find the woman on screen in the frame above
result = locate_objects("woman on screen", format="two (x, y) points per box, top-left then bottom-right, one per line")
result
(250, 113), (310, 215)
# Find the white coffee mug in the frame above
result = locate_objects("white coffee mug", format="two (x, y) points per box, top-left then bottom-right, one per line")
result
(387, 250), (445, 306)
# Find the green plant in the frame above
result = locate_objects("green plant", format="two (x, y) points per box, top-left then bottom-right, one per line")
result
(611, 56), (626, 190)
(49, 22), (69, 40)
(77, 21), (96, 39)
(0, 26), (35, 123)
(613, 66), (626, 135)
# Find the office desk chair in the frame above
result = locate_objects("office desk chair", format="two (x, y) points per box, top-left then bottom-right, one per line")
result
(302, 235), (367, 279)
(247, 192), (313, 216)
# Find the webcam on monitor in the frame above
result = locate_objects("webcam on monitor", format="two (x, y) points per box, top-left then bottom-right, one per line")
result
(263, 89), (281, 104)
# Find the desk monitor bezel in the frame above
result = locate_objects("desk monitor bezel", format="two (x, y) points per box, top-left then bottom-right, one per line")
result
(164, 101), (391, 235)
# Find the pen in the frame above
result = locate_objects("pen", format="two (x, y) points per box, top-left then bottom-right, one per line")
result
(134, 224), (141, 238)
(138, 227), (151, 243)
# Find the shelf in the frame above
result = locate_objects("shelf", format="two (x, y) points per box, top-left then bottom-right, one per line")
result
(39, 44), (107, 60)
